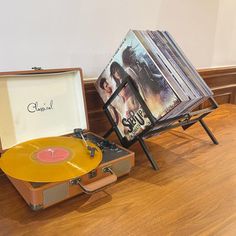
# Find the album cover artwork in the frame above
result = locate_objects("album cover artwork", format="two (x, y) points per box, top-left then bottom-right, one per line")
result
(95, 30), (180, 141)
(107, 83), (152, 141)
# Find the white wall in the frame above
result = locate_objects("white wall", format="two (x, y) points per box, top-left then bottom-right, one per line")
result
(212, 0), (236, 66)
(0, 0), (235, 78)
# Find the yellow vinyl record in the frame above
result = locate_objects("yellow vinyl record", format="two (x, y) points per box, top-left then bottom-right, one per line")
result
(0, 137), (102, 182)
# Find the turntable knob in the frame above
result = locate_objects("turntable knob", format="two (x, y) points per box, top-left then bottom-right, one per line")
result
(100, 140), (110, 148)
(110, 143), (117, 150)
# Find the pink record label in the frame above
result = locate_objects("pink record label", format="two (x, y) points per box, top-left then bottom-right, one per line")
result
(34, 147), (70, 163)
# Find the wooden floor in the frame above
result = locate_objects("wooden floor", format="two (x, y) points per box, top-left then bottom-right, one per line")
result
(0, 104), (236, 236)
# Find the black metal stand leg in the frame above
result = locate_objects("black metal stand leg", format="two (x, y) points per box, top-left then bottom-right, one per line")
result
(181, 122), (196, 131)
(138, 137), (159, 170)
(103, 127), (114, 139)
(199, 119), (219, 145)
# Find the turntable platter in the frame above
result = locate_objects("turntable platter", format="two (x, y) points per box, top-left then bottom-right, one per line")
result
(0, 136), (102, 182)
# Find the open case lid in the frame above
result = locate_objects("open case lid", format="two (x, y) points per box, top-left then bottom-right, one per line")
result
(0, 68), (88, 151)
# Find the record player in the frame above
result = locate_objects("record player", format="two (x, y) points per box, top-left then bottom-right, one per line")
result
(0, 68), (134, 210)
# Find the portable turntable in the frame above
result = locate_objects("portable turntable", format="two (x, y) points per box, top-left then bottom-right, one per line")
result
(0, 68), (134, 210)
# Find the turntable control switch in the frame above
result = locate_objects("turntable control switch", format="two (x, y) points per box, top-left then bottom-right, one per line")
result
(100, 140), (110, 148)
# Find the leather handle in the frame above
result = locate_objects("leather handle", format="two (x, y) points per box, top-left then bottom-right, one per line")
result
(77, 168), (117, 194)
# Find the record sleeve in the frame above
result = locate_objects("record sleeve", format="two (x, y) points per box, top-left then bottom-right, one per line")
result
(95, 30), (180, 141)
(95, 30), (214, 143)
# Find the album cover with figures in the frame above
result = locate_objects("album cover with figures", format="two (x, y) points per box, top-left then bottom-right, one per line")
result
(95, 30), (181, 141)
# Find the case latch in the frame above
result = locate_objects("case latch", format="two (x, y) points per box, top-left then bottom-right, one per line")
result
(32, 67), (42, 70)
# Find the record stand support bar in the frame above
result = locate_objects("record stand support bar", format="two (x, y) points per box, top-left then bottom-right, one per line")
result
(137, 136), (159, 170)
(103, 127), (114, 139)
(199, 119), (219, 145)
(102, 77), (219, 170)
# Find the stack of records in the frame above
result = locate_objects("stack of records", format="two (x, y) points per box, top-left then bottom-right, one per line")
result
(95, 30), (213, 142)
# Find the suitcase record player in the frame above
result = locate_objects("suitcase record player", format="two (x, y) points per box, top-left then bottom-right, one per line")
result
(0, 68), (134, 210)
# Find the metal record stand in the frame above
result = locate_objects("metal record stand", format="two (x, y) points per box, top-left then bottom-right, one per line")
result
(103, 76), (219, 170)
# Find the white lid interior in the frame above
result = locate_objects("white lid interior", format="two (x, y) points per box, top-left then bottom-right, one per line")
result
(0, 70), (88, 150)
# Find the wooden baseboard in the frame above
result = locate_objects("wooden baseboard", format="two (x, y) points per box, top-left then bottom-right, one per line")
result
(198, 66), (236, 104)
(85, 66), (236, 135)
